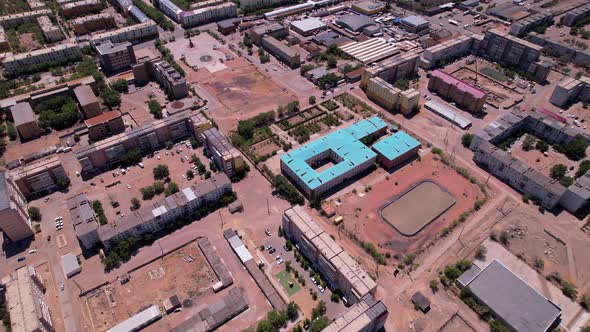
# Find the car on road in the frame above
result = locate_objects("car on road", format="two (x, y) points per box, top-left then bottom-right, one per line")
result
(28, 249), (37, 254)
(318, 285), (325, 293)
(265, 229), (272, 236)
(17, 257), (25, 262)
(268, 248), (276, 254)
(277, 259), (284, 265)
(275, 255), (281, 260)
(266, 245), (272, 251)
(60, 283), (64, 291)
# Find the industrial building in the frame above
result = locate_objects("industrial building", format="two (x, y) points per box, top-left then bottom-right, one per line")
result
(280, 116), (387, 197)
(335, 14), (376, 33)
(563, 2), (590, 26)
(10, 156), (69, 199)
(0, 9), (52, 29)
(290, 17), (327, 36)
(90, 20), (158, 45)
(170, 287), (249, 332)
(261, 36), (301, 68)
(74, 85), (102, 118)
(67, 194), (100, 251)
(1, 266), (54, 332)
(424, 100), (472, 129)
(133, 57), (189, 99)
(264, 2), (314, 19)
(323, 294), (388, 332)
(98, 173), (231, 250)
(247, 23), (288, 46)
(419, 34), (479, 69)
(85, 111), (125, 141)
(549, 76), (590, 107)
(61, 252), (81, 278)
(71, 13), (117, 35)
(76, 111), (193, 174)
(351, 0), (385, 15)
(0, 172), (34, 242)
(339, 38), (399, 64)
(457, 260), (561, 332)
(372, 131), (421, 169)
(360, 51), (420, 90)
(36, 15), (63, 42)
(478, 29), (551, 82)
(364, 77), (420, 114)
(428, 69), (488, 113)
(180, 3), (238, 28)
(61, 0), (102, 18)
(96, 41), (137, 74)
(108, 305), (162, 332)
(10, 102), (42, 140)
(201, 127), (246, 178)
(399, 15), (430, 35)
(282, 206), (378, 303)
(3, 43), (82, 75)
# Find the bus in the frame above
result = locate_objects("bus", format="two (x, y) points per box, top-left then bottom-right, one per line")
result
(449, 19), (459, 26)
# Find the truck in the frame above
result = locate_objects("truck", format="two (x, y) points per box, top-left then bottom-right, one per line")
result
(449, 19), (459, 26)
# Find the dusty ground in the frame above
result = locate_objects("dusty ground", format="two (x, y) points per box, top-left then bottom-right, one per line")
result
(36, 261), (65, 332)
(120, 83), (168, 128)
(83, 242), (213, 332)
(326, 152), (484, 257)
(509, 134), (580, 178)
(249, 138), (281, 158)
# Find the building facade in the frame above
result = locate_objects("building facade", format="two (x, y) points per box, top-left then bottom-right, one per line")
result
(96, 41), (137, 74)
(0, 172), (33, 242)
(10, 102), (42, 140)
(563, 3), (590, 26)
(549, 76), (590, 107)
(323, 294), (388, 332)
(67, 194), (100, 251)
(261, 36), (301, 69)
(3, 43), (82, 75)
(360, 51), (420, 90)
(419, 34), (478, 69)
(364, 77), (420, 114)
(72, 13), (117, 35)
(61, 0), (102, 18)
(201, 127), (245, 178)
(180, 2), (238, 28)
(85, 110), (125, 141)
(74, 85), (102, 118)
(36, 15), (63, 42)
(427, 69), (488, 113)
(90, 20), (158, 45)
(10, 156), (69, 199)
(0, 9), (52, 29)
(133, 57), (189, 99)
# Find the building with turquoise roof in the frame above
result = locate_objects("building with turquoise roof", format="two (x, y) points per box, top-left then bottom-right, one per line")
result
(372, 131), (421, 169)
(280, 116), (388, 197)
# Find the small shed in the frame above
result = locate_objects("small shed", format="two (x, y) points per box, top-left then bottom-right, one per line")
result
(163, 295), (182, 313)
(411, 291), (431, 313)
(228, 200), (243, 213)
(61, 252), (81, 278)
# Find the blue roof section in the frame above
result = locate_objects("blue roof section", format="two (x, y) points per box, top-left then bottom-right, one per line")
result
(372, 131), (420, 161)
(281, 116), (387, 190)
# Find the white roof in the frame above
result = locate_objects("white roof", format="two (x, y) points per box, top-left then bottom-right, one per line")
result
(182, 187), (196, 201)
(234, 245), (253, 263)
(108, 305), (162, 332)
(152, 206), (167, 217)
(291, 17), (326, 33)
(61, 252), (81, 277)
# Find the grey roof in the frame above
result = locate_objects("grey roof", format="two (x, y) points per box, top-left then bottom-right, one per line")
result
(96, 40), (131, 55)
(128, 5), (149, 22)
(464, 259), (561, 332)
(10, 102), (37, 126)
(335, 14), (375, 32)
(0, 172), (9, 211)
(456, 263), (481, 287)
(108, 305), (161, 332)
(74, 85), (98, 106)
(312, 30), (351, 46)
(291, 17), (326, 33)
(197, 237), (233, 287)
(401, 15), (429, 27)
(61, 252), (81, 275)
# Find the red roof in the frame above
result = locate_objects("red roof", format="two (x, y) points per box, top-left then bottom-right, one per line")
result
(431, 70), (487, 99)
(535, 108), (566, 123)
(84, 110), (122, 126)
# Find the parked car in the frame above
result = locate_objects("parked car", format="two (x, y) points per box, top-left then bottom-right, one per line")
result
(265, 229), (272, 236)
(17, 257), (25, 262)
(269, 248), (276, 254)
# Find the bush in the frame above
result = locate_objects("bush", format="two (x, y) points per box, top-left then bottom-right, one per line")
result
(534, 257), (545, 270)
(475, 245), (487, 260)
(6, 122), (17, 140)
(131, 197), (141, 210)
(148, 100), (163, 119)
(309, 96), (316, 104)
(561, 280), (578, 300)
(461, 133), (473, 148)
(28, 207), (41, 221)
(431, 147), (443, 155)
(92, 200), (108, 225)
(430, 279), (439, 292)
(581, 294), (590, 310)
(522, 134), (536, 151)
(153, 164), (169, 180)
(499, 230), (510, 245)
(100, 88), (121, 108)
(562, 136), (588, 160)
(444, 265), (462, 280)
(550, 164), (568, 179)
(111, 79), (128, 93)
(330, 293), (340, 303)
(165, 181), (179, 196)
(576, 160), (590, 178)
(535, 140), (549, 153)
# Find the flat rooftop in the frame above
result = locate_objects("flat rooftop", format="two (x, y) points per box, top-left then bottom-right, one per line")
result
(372, 131), (420, 161)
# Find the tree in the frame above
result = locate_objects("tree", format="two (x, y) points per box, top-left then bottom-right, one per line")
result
(536, 140), (549, 153)
(309, 316), (330, 332)
(120, 148), (142, 165)
(205, 171), (211, 179)
(522, 134), (536, 151)
(256, 319), (273, 332)
(237, 120), (255, 139)
(6, 122), (17, 140)
(561, 280), (578, 299)
(309, 95), (316, 104)
(148, 100), (163, 119)
(153, 164), (169, 180)
(461, 133), (473, 148)
(490, 320), (511, 332)
(327, 56), (337, 68)
(56, 178), (70, 190)
(560, 176), (574, 187)
(499, 230), (510, 246)
(186, 169), (194, 180)
(111, 79), (128, 93)
(563, 136), (588, 160)
(28, 207), (41, 221)
(444, 265), (462, 280)
(430, 279), (439, 292)
(152, 181), (165, 194)
(475, 245), (487, 260)
(550, 164), (568, 180)
(286, 302), (299, 320)
(131, 197), (141, 210)
(318, 73), (339, 90)
(100, 88), (121, 107)
(534, 257), (545, 270)
(576, 160), (590, 178)
(581, 294), (590, 310)
(330, 293), (340, 302)
(165, 181), (179, 196)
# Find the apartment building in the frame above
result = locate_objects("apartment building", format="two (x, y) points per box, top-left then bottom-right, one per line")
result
(36, 15), (63, 42)
(323, 294), (388, 332)
(428, 69), (488, 113)
(281, 116), (387, 197)
(0, 26), (9, 52)
(261, 36), (301, 69)
(282, 206), (378, 304)
(240, 0), (294, 11)
(560, 171), (590, 214)
(190, 112), (213, 137)
(74, 85), (102, 118)
(478, 29), (551, 82)
(528, 32), (590, 68)
(0, 9), (52, 29)
(509, 11), (553, 37)
(10, 102), (42, 140)
(85, 111), (125, 141)
(10, 156), (69, 199)
(563, 3), (590, 26)
(90, 20), (158, 45)
(360, 51), (420, 90)
(71, 13), (117, 35)
(98, 173), (232, 250)
(201, 127), (245, 178)
(247, 23), (288, 46)
(133, 57), (189, 99)
(76, 110), (193, 174)
(1, 266), (54, 332)
(27, 0), (47, 10)
(549, 76), (590, 107)
(180, 2), (238, 28)
(419, 34), (478, 69)
(96, 41), (136, 74)
(158, 0), (183, 21)
(3, 43), (82, 75)
(0, 172), (33, 242)
(61, 0), (102, 18)
(67, 194), (100, 250)
(365, 77), (420, 114)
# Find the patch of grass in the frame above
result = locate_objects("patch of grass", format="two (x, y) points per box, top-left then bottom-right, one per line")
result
(480, 67), (510, 82)
(275, 270), (301, 297)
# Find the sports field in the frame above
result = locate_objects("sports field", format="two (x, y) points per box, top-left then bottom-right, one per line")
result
(275, 270), (301, 297)
(381, 181), (456, 236)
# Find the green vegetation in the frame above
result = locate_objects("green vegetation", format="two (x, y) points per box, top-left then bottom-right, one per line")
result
(275, 270), (301, 296)
(153, 164), (169, 180)
(522, 134), (536, 151)
(560, 176), (574, 187)
(111, 79), (129, 93)
(100, 88), (121, 108)
(192, 155), (206, 175)
(461, 133), (473, 148)
(289, 121), (323, 144)
(342, 63), (363, 73)
(131, 197), (141, 210)
(536, 139), (549, 153)
(308, 96), (316, 105)
(300, 64), (315, 76)
(148, 100), (163, 119)
(254, 301), (300, 332)
(394, 79), (409, 90)
(318, 73), (339, 90)
(269, 173), (304, 205)
(0, 299), (11, 332)
(120, 148), (142, 166)
(480, 67), (510, 82)
(165, 181), (179, 196)
(327, 56), (337, 68)
(6, 121), (17, 140)
(132, 0), (174, 30)
(556, 136), (588, 161)
(475, 245), (487, 260)
(154, 39), (185, 78)
(33, 96), (80, 131)
(577, 160), (590, 178)
(361, 241), (386, 265)
(140, 181), (165, 200)
(321, 100), (339, 111)
(541, 0), (558, 8)
(92, 200), (108, 225)
(0, 0), (30, 14)
(28, 207), (41, 222)
(550, 164), (568, 180)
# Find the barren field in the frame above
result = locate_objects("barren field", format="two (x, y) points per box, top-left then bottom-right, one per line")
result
(83, 242), (214, 331)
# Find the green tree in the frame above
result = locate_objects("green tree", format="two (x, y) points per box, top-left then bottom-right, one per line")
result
(120, 148), (142, 165)
(536, 140), (549, 152)
(153, 164), (170, 180)
(430, 279), (439, 292)
(461, 133), (473, 148)
(444, 265), (462, 280)
(560, 176), (574, 187)
(522, 134), (536, 151)
(490, 320), (511, 332)
(309, 95), (316, 104)
(576, 160), (590, 178)
(28, 207), (41, 221)
(309, 316), (330, 332)
(165, 181), (179, 196)
(550, 164), (568, 179)
(563, 136), (588, 160)
(152, 181), (165, 194)
(286, 301), (299, 320)
(237, 120), (255, 139)
(111, 79), (128, 93)
(327, 56), (337, 68)
(100, 88), (121, 107)
(6, 122), (17, 140)
(475, 245), (487, 260)
(561, 280), (578, 300)
(131, 197), (141, 210)
(148, 100), (163, 119)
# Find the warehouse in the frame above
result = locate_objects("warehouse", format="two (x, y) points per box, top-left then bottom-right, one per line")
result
(335, 14), (375, 33)
(399, 15), (430, 35)
(424, 100), (472, 129)
(339, 38), (399, 64)
(458, 260), (561, 332)
(351, 0), (385, 15)
(280, 116), (387, 197)
(108, 305), (162, 332)
(290, 17), (327, 36)
(372, 131), (421, 169)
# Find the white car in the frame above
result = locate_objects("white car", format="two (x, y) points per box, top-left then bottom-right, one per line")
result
(28, 249), (37, 254)
(54, 217), (62, 221)
(127, 184), (131, 189)
(157, 156), (161, 160)
(138, 162), (144, 168)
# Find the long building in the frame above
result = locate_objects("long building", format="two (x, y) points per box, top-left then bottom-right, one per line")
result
(157, 0), (183, 21)
(339, 38), (400, 64)
(180, 2), (238, 28)
(98, 173), (232, 250)
(563, 2), (590, 26)
(71, 13), (117, 35)
(36, 16), (63, 42)
(281, 116), (387, 198)
(90, 20), (158, 45)
(67, 194), (100, 251)
(240, 0), (294, 11)
(528, 32), (590, 68)
(323, 294), (388, 332)
(1, 266), (54, 332)
(107, 305), (161, 332)
(364, 77), (420, 114)
(261, 35), (301, 69)
(76, 110), (193, 175)
(201, 127), (245, 178)
(0, 9), (52, 29)
(61, 0), (102, 18)
(549, 76), (590, 107)
(360, 51), (420, 90)
(427, 69), (488, 113)
(419, 34), (479, 69)
(0, 172), (33, 242)
(509, 10), (553, 37)
(10, 156), (69, 199)
(282, 206), (378, 304)
(3, 43), (82, 75)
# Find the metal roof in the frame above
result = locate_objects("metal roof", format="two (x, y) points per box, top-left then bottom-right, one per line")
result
(61, 252), (81, 277)
(291, 17), (326, 33)
(401, 15), (429, 27)
(107, 305), (162, 332)
(0, 172), (10, 211)
(372, 131), (420, 161)
(10, 102), (36, 126)
(424, 100), (472, 129)
(335, 14), (375, 32)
